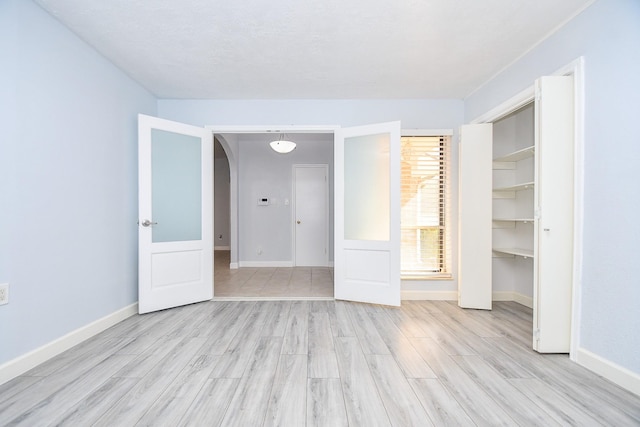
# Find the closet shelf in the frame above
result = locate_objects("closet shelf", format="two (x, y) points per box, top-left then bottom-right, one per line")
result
(493, 145), (535, 163)
(493, 181), (534, 192)
(492, 218), (535, 223)
(493, 247), (534, 258)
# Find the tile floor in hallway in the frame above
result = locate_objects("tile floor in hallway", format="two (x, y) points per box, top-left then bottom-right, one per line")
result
(213, 250), (334, 298)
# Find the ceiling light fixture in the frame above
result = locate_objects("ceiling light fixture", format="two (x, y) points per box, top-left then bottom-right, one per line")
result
(269, 134), (296, 154)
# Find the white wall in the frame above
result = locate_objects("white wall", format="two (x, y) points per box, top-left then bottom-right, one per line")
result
(214, 146), (231, 248)
(0, 0), (156, 366)
(466, 0), (640, 375)
(235, 134), (334, 265)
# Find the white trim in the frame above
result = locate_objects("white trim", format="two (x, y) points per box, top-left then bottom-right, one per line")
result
(492, 291), (534, 309)
(401, 290), (457, 301)
(575, 348), (640, 397)
(402, 128), (454, 136)
(568, 57), (585, 362)
(238, 261), (294, 268)
(471, 86), (535, 124)
(229, 262), (239, 269)
(0, 303), (137, 386)
(214, 246), (230, 250)
(206, 125), (339, 134)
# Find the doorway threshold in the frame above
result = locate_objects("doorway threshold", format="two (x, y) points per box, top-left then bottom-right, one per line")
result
(213, 296), (334, 302)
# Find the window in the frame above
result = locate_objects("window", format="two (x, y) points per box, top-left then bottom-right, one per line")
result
(401, 135), (451, 278)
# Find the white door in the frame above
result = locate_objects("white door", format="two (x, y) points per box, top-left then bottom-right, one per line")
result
(334, 122), (401, 306)
(138, 114), (213, 314)
(294, 164), (329, 266)
(458, 124), (493, 309)
(533, 76), (574, 352)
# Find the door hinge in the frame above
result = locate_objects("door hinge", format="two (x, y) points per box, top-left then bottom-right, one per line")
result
(534, 329), (541, 340)
(535, 87), (542, 102)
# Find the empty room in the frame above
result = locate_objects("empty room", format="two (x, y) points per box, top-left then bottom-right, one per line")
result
(1, 0), (639, 425)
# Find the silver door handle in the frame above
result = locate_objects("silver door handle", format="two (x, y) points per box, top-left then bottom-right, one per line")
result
(297, 220), (301, 224)
(141, 219), (157, 227)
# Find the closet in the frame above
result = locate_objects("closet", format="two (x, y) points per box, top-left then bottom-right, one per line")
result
(459, 75), (575, 353)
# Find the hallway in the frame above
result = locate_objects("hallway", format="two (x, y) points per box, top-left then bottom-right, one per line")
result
(213, 251), (334, 299)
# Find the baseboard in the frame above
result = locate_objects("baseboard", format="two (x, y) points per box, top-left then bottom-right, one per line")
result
(492, 291), (533, 309)
(401, 290), (458, 300)
(0, 303), (138, 386)
(214, 246), (230, 250)
(229, 262), (238, 269)
(575, 348), (640, 396)
(238, 261), (294, 268)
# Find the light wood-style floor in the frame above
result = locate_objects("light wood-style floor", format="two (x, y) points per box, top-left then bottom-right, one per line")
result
(214, 250), (334, 298)
(1, 300), (639, 426)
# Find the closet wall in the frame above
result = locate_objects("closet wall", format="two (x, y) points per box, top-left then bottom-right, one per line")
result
(491, 103), (535, 302)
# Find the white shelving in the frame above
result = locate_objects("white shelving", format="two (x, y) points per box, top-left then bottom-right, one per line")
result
(491, 102), (536, 300)
(493, 181), (534, 198)
(493, 247), (534, 258)
(493, 145), (535, 169)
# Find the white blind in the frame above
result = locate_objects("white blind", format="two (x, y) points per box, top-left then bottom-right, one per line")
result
(400, 136), (451, 278)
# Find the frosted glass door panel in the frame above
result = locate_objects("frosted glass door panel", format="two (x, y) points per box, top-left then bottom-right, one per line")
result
(344, 133), (390, 241)
(151, 129), (202, 243)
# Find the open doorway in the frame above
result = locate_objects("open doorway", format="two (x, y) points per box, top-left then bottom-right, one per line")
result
(213, 131), (334, 299)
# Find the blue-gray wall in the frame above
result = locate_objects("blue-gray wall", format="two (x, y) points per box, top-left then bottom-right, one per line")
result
(466, 0), (640, 373)
(0, 0), (157, 365)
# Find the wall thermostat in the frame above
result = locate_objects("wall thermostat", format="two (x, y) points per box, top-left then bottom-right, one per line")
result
(258, 197), (270, 206)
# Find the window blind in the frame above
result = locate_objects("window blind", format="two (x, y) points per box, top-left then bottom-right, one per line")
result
(400, 135), (451, 278)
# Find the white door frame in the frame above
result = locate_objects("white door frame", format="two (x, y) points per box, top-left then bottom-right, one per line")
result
(469, 57), (585, 360)
(292, 164), (330, 267)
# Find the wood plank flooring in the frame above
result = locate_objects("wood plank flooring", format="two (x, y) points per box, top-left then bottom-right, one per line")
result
(1, 300), (639, 426)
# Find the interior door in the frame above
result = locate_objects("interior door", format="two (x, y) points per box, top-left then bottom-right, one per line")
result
(294, 164), (329, 266)
(533, 76), (574, 352)
(138, 114), (213, 314)
(334, 122), (401, 306)
(458, 124), (493, 309)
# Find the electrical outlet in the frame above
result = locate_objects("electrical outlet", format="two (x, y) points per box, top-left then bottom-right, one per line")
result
(0, 283), (8, 305)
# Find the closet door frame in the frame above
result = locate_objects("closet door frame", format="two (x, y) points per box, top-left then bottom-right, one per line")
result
(468, 57), (584, 359)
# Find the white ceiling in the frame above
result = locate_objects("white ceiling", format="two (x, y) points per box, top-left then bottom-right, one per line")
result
(35, 0), (593, 99)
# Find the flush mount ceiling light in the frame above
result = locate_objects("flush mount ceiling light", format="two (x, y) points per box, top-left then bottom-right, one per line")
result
(269, 134), (296, 154)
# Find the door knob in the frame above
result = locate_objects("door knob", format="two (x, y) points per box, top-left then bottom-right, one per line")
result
(141, 219), (157, 227)
(297, 220), (301, 224)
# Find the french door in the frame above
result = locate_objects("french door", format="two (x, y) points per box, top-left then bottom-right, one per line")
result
(138, 114), (213, 314)
(334, 122), (401, 306)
